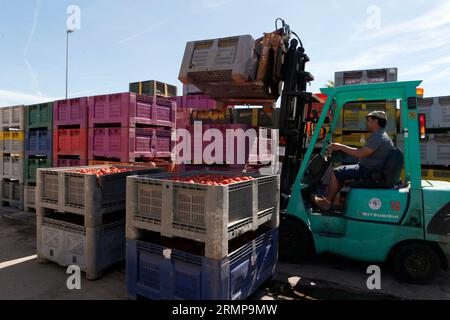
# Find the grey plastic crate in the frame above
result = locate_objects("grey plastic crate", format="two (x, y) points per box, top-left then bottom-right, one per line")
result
(335, 68), (398, 87)
(36, 166), (161, 226)
(24, 185), (36, 212)
(183, 84), (203, 96)
(1, 180), (24, 209)
(126, 171), (280, 260)
(397, 134), (450, 166)
(402, 96), (450, 130)
(418, 96), (450, 129)
(179, 35), (258, 84)
(36, 213), (125, 280)
(0, 106), (25, 130)
(0, 156), (24, 182)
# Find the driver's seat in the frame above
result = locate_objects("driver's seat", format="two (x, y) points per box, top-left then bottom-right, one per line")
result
(350, 148), (404, 189)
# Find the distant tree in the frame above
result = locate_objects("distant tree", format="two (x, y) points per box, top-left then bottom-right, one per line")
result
(325, 80), (334, 88)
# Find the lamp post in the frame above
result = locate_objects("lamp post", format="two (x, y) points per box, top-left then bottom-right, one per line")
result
(66, 29), (74, 100)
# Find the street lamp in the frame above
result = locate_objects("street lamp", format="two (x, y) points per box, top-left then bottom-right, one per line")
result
(66, 29), (74, 100)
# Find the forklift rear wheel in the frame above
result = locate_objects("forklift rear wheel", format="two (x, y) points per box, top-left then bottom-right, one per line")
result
(279, 216), (314, 263)
(393, 243), (441, 284)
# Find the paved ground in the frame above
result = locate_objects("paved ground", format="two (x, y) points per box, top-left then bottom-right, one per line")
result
(0, 208), (449, 300)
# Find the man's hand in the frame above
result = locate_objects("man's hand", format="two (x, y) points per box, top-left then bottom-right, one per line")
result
(328, 143), (345, 153)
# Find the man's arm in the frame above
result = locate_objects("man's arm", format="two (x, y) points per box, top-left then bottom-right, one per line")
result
(329, 143), (375, 159)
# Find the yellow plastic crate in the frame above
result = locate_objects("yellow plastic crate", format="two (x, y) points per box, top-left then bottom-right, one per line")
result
(334, 132), (396, 147)
(335, 101), (397, 133)
(429, 169), (450, 182)
(3, 131), (25, 141)
(402, 168), (450, 182)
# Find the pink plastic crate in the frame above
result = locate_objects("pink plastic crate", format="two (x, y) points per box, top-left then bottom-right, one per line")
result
(89, 93), (176, 128)
(56, 158), (88, 168)
(175, 125), (275, 165)
(88, 127), (173, 162)
(53, 97), (89, 128)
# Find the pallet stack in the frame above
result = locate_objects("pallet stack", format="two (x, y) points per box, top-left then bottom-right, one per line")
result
(35, 165), (160, 280)
(87, 92), (176, 168)
(53, 97), (89, 167)
(398, 96), (450, 182)
(23, 102), (53, 212)
(0, 105), (26, 209)
(126, 170), (280, 300)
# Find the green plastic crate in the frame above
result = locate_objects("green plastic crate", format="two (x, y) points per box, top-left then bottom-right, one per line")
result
(25, 102), (53, 131)
(25, 157), (52, 185)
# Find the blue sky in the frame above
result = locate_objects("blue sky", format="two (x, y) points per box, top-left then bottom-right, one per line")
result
(1, 0), (449, 106)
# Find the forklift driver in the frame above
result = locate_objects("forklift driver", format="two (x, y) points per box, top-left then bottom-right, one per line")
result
(313, 111), (394, 211)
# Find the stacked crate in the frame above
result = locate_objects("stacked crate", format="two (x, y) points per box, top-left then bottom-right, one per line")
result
(53, 97), (89, 167)
(397, 96), (450, 182)
(35, 165), (160, 280)
(129, 80), (178, 98)
(171, 96), (278, 173)
(170, 95), (217, 129)
(24, 102), (53, 212)
(0, 105), (25, 209)
(88, 92), (176, 167)
(126, 170), (280, 300)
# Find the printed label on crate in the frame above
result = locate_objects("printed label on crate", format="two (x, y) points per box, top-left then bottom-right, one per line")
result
(191, 109), (233, 124)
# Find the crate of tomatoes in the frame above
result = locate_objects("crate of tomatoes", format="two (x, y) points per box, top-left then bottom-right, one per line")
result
(126, 170), (280, 259)
(36, 165), (161, 225)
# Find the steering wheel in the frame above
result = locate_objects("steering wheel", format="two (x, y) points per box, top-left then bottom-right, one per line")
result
(302, 153), (331, 186)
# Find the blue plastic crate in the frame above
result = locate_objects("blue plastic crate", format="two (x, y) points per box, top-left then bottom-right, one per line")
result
(126, 228), (278, 300)
(25, 129), (52, 158)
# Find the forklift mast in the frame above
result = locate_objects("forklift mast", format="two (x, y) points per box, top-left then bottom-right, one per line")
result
(277, 28), (314, 209)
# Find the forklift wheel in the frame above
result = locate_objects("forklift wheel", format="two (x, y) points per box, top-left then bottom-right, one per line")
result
(279, 216), (314, 263)
(393, 243), (441, 284)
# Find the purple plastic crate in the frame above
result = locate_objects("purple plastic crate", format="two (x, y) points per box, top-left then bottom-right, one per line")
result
(89, 93), (176, 128)
(88, 127), (173, 162)
(25, 129), (52, 158)
(170, 95), (216, 110)
(56, 158), (88, 168)
(53, 97), (89, 128)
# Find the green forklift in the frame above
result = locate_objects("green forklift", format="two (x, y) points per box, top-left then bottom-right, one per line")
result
(179, 20), (449, 284)
(279, 80), (450, 283)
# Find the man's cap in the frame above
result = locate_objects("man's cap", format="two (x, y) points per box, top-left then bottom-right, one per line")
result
(366, 111), (387, 121)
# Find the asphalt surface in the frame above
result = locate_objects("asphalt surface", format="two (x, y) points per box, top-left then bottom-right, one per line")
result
(0, 208), (449, 300)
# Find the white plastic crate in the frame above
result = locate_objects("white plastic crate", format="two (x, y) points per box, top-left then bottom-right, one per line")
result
(179, 35), (258, 84)
(178, 35), (270, 100)
(0, 180), (24, 209)
(36, 213), (125, 280)
(0, 156), (24, 182)
(24, 185), (36, 212)
(126, 171), (280, 260)
(0, 106), (25, 130)
(429, 96), (450, 129)
(36, 166), (161, 226)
